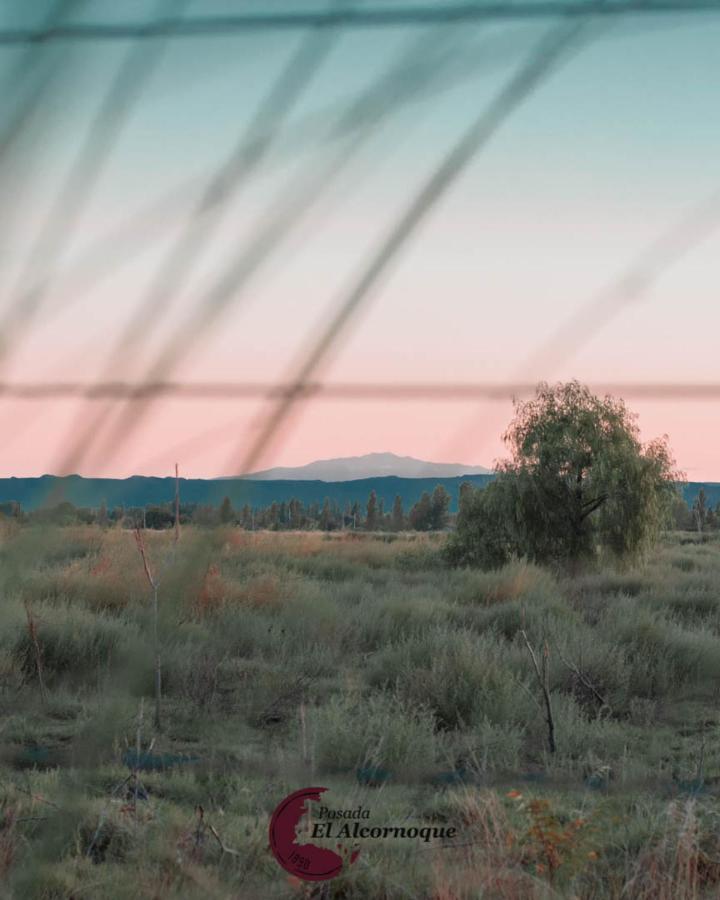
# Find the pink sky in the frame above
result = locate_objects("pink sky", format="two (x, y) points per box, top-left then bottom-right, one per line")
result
(3, 199), (720, 480)
(3, 13), (720, 481)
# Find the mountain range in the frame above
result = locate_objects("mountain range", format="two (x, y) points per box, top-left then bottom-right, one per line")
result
(245, 452), (491, 481)
(0, 471), (716, 514)
(0, 473), (495, 513)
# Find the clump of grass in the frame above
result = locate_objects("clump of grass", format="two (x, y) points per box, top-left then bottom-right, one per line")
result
(455, 592), (579, 644)
(10, 602), (138, 685)
(448, 719), (525, 774)
(17, 530), (150, 613)
(345, 586), (456, 652)
(191, 566), (286, 618)
(571, 570), (649, 599)
(540, 694), (630, 771)
(551, 629), (632, 715)
(309, 692), (439, 777)
(450, 560), (559, 607)
(429, 790), (540, 898)
(622, 800), (720, 899)
(604, 598), (720, 696)
(367, 626), (532, 730)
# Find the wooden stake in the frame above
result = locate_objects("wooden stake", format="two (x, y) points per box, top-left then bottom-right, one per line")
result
(174, 462), (180, 543)
(24, 600), (47, 704)
(134, 529), (162, 730)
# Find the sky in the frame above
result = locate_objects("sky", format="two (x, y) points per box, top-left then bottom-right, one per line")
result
(2, 1), (720, 480)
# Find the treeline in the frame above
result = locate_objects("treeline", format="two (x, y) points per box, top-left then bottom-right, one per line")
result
(673, 489), (720, 533)
(3, 481), (715, 537)
(0, 485), (453, 532)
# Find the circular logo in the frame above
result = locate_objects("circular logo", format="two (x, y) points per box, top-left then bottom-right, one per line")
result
(268, 786), (360, 882)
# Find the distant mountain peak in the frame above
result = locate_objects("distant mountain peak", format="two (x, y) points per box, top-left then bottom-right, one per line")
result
(244, 452), (490, 482)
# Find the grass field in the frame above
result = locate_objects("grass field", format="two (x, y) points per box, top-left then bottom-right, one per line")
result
(3, 524), (720, 898)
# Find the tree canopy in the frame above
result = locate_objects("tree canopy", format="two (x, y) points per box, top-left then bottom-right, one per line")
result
(446, 381), (680, 568)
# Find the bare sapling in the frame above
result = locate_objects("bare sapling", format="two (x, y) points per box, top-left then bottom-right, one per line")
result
(24, 599), (47, 704)
(557, 645), (610, 719)
(134, 529), (162, 730)
(134, 698), (143, 814)
(300, 693), (308, 765)
(520, 629), (556, 755)
(188, 804), (240, 860)
(174, 462), (180, 543)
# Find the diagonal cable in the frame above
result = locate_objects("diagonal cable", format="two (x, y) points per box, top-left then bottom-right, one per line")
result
(442, 188), (720, 462)
(0, 0), (189, 365)
(519, 191), (720, 378)
(56, 19), (478, 473)
(229, 16), (601, 476)
(0, 1), (89, 271)
(84, 0), (353, 385)
(38, 25), (533, 330)
(0, 0), (83, 164)
(51, 0), (355, 475)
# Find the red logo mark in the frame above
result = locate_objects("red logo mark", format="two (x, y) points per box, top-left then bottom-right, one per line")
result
(268, 787), (360, 882)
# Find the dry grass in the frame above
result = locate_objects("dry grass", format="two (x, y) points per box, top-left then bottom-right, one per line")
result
(2, 527), (720, 898)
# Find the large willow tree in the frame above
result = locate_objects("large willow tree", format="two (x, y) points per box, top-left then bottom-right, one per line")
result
(447, 382), (681, 568)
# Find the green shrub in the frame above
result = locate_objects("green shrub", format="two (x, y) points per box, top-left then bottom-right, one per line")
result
(309, 692), (438, 776)
(447, 561), (559, 608)
(367, 627), (532, 729)
(455, 595), (578, 643)
(457, 719), (525, 773)
(345, 588), (455, 652)
(551, 630), (632, 714)
(11, 604), (137, 684)
(603, 599), (720, 696)
(540, 695), (630, 769)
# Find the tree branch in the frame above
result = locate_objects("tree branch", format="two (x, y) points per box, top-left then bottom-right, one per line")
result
(579, 494), (608, 520)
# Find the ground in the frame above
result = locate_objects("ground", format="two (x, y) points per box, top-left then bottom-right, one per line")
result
(2, 524), (720, 898)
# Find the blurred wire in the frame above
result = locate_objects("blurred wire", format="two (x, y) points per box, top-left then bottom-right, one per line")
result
(90, 0), (351, 381)
(132, 377), (720, 474)
(229, 15), (600, 476)
(21, 6), (706, 357)
(2, 380), (720, 400)
(519, 191), (720, 378)
(62, 20), (480, 472)
(51, 0), (360, 475)
(1, 1), (719, 42)
(442, 187), (720, 461)
(0, 0), (189, 366)
(0, 1), (87, 268)
(0, 0), (80, 164)
(39, 25), (534, 330)
(2, 2), (716, 484)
